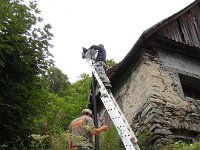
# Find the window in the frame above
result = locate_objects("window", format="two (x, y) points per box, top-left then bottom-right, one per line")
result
(179, 74), (200, 101)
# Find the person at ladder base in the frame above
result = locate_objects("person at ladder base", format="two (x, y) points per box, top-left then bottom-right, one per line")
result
(68, 109), (108, 150)
(82, 44), (112, 89)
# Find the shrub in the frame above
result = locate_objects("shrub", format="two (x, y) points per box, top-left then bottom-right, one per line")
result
(137, 129), (156, 150)
(99, 125), (125, 150)
(163, 140), (200, 150)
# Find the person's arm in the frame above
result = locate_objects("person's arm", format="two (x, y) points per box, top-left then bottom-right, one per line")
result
(90, 125), (108, 135)
(68, 138), (72, 150)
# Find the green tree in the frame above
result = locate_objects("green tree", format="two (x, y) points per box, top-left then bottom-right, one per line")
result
(30, 74), (92, 150)
(45, 67), (71, 96)
(65, 73), (91, 120)
(0, 0), (53, 148)
(106, 59), (118, 68)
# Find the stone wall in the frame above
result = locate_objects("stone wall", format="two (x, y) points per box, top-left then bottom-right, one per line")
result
(133, 99), (200, 147)
(113, 51), (189, 122)
(98, 49), (200, 148)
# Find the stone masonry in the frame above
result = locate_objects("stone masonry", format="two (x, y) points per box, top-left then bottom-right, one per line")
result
(98, 49), (200, 148)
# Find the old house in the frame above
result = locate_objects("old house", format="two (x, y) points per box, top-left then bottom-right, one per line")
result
(95, 0), (200, 148)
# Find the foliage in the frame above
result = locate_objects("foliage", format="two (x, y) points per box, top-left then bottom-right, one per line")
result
(30, 134), (49, 150)
(29, 93), (69, 150)
(137, 129), (156, 150)
(29, 73), (91, 149)
(163, 140), (200, 150)
(0, 0), (120, 149)
(106, 59), (118, 68)
(0, 0), (53, 148)
(45, 66), (71, 96)
(99, 125), (125, 150)
(64, 73), (91, 122)
(48, 132), (68, 150)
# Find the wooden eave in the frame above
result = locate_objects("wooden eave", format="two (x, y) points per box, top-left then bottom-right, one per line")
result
(110, 0), (200, 85)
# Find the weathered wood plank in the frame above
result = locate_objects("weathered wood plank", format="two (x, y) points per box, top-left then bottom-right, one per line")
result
(157, 3), (200, 48)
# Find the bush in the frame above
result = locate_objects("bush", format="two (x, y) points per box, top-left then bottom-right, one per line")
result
(163, 140), (200, 150)
(99, 125), (125, 150)
(137, 129), (156, 150)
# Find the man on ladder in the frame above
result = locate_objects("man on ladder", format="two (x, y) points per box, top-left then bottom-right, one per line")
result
(82, 44), (140, 150)
(82, 44), (112, 89)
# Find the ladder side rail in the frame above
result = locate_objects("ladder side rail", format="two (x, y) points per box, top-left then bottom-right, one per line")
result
(109, 92), (140, 150)
(100, 92), (133, 135)
(109, 92), (138, 141)
(100, 90), (138, 143)
(86, 58), (137, 137)
(100, 95), (137, 150)
(86, 59), (140, 150)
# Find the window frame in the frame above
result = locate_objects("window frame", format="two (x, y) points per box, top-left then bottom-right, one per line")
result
(179, 74), (200, 101)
